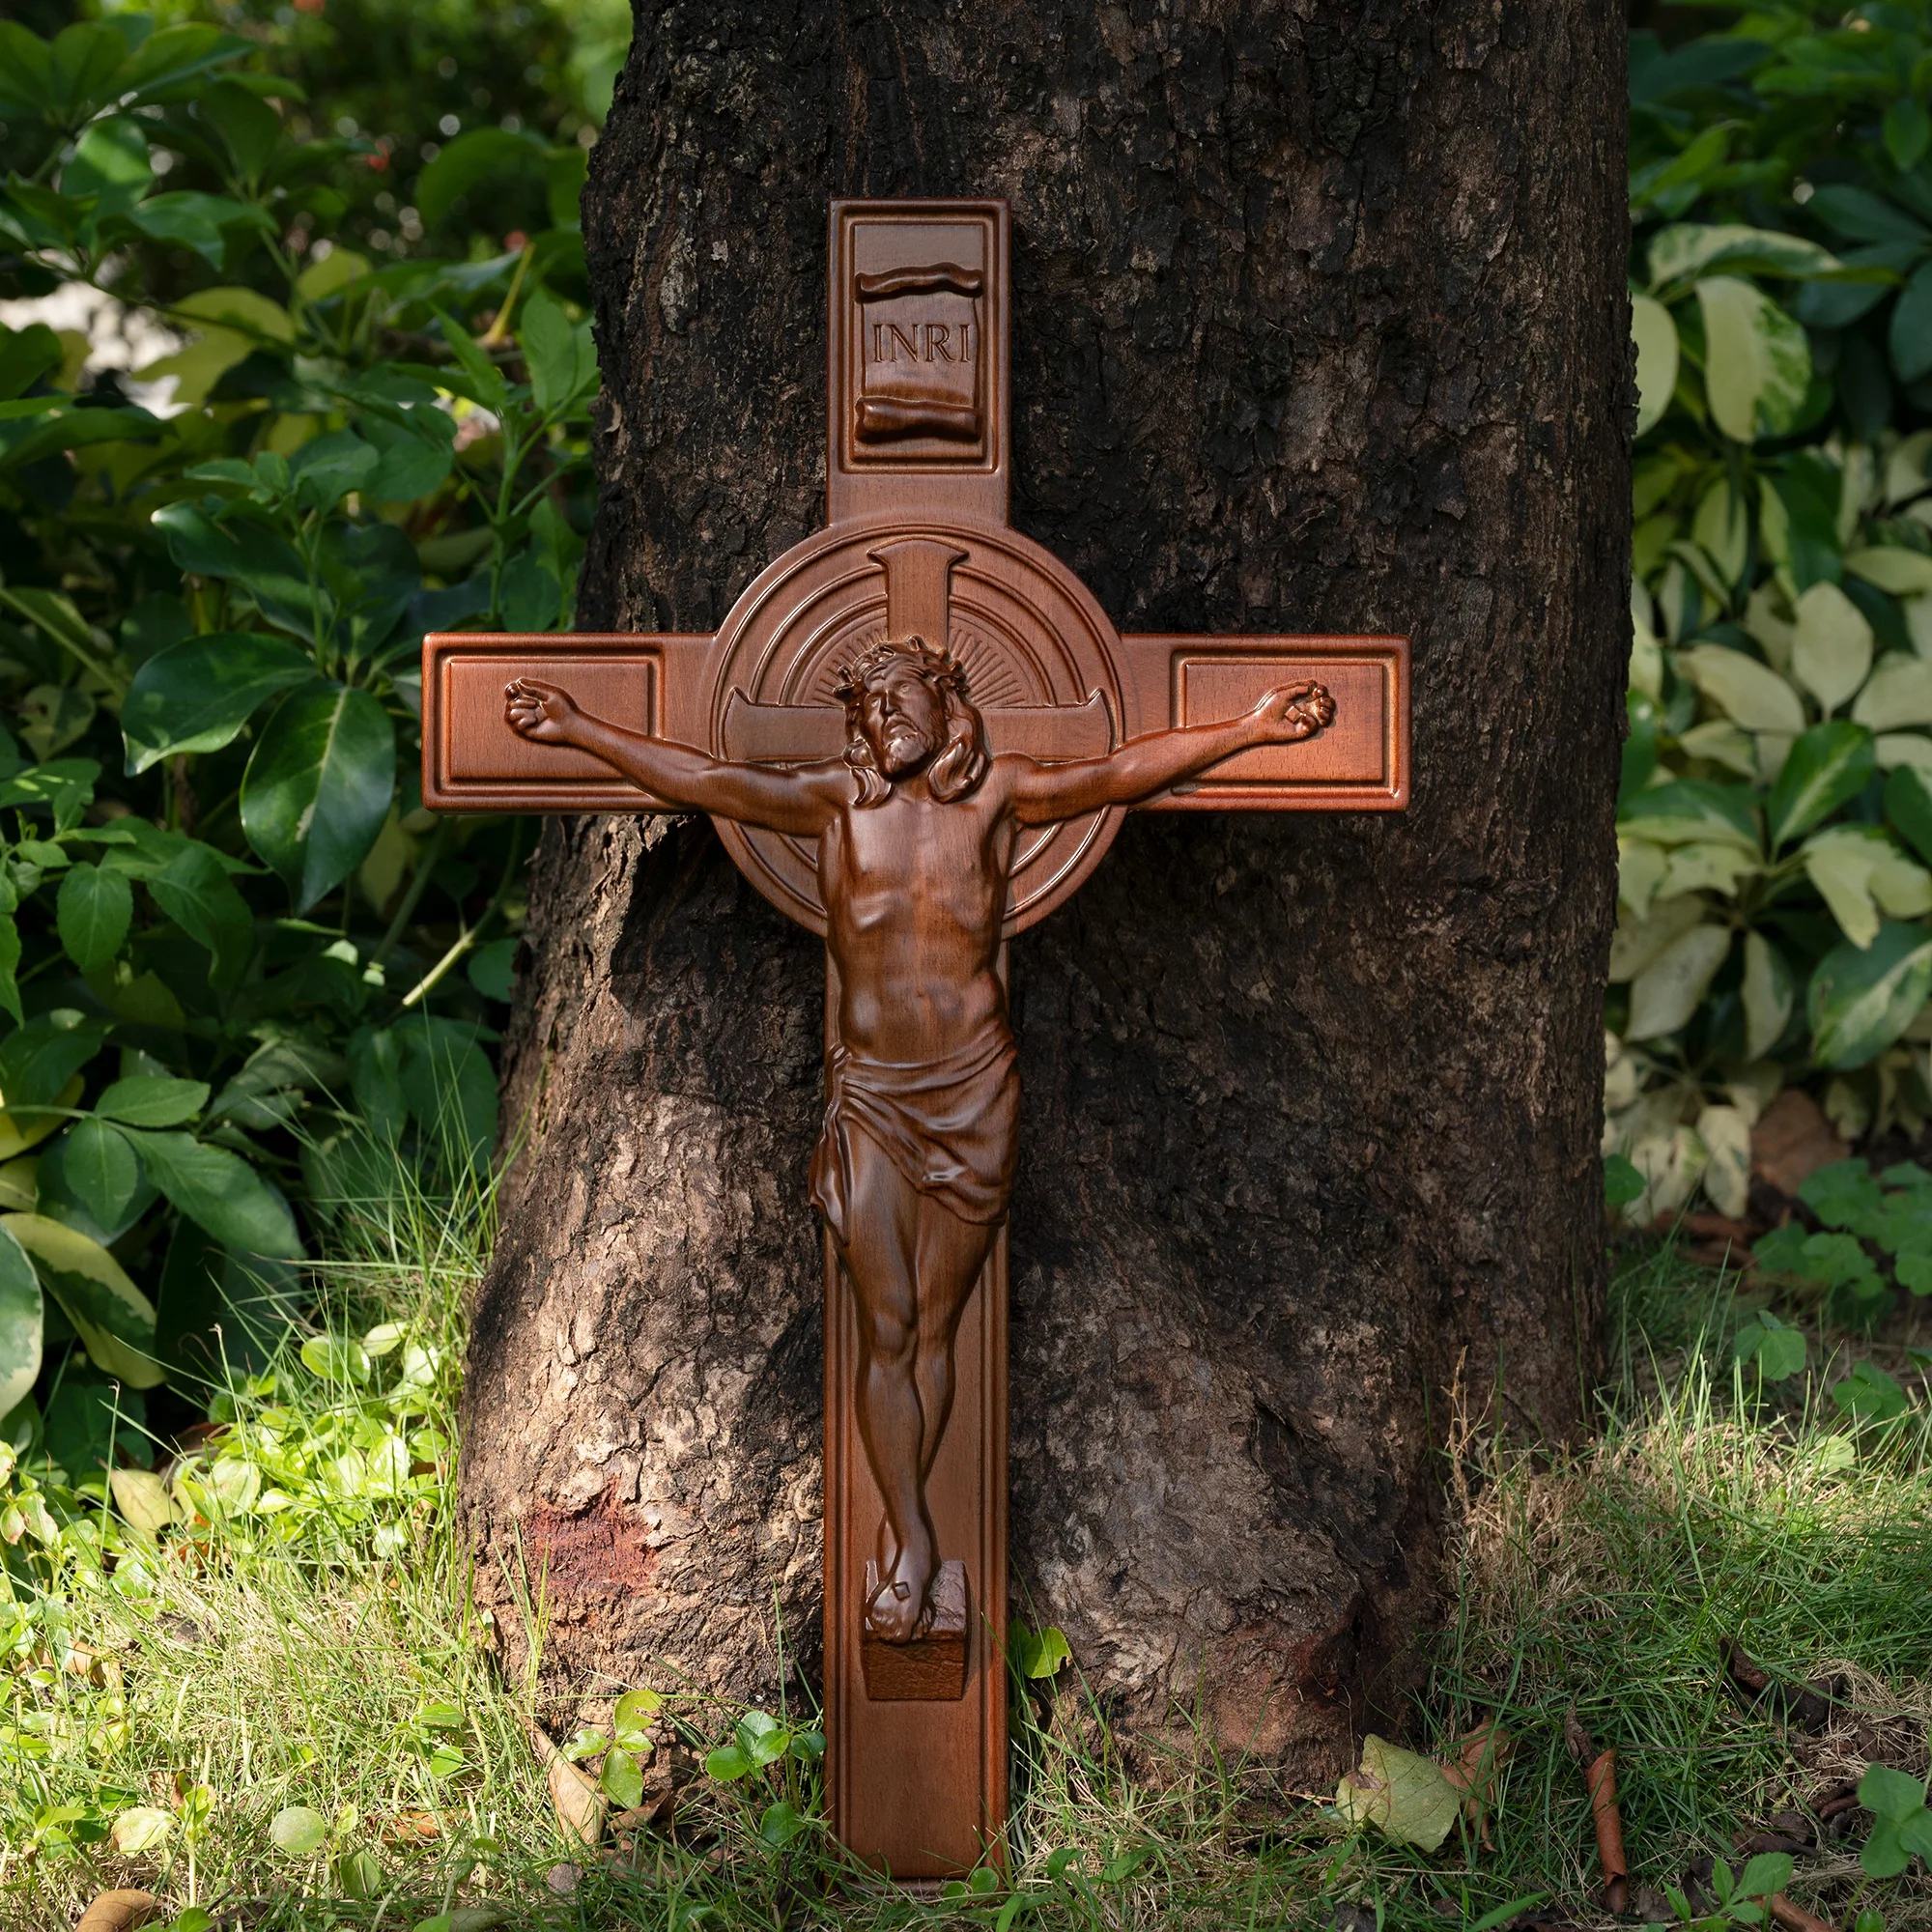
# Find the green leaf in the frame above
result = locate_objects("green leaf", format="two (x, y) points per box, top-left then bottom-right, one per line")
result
(125, 1130), (301, 1260)
(0, 323), (60, 401)
(1887, 764), (1932, 866)
(198, 76), (281, 186)
(1605, 1152), (1644, 1208)
(1732, 1312), (1806, 1381)
(415, 128), (547, 227)
(1651, 223), (1842, 285)
(0, 915), (17, 1028)
(433, 308), (508, 412)
(0, 1009), (112, 1111)
(121, 632), (314, 774)
(1768, 722), (1876, 846)
(5, 1211), (160, 1388)
(55, 863), (131, 973)
(0, 1223), (42, 1419)
(1809, 184), (1931, 245)
(62, 115), (151, 215)
(268, 1804), (328, 1857)
(1861, 1764), (1930, 1822)
(1808, 922), (1932, 1068)
(287, 429), (380, 516)
(601, 1746), (643, 1809)
(1898, 1249), (1932, 1295)
(241, 681), (396, 912)
(520, 289), (596, 415)
(1799, 1160), (1884, 1232)
(359, 404), (454, 503)
(1334, 1734), (1463, 1853)
(149, 503), (319, 642)
(759, 1800), (808, 1849)
(467, 937), (518, 1003)
(108, 1465), (173, 1536)
(156, 1216), (298, 1384)
(1832, 1360), (1908, 1422)
(148, 842), (253, 988)
(705, 1743), (753, 1781)
(1697, 276), (1813, 441)
(60, 1120), (141, 1234)
(96, 1076), (209, 1128)
(1893, 259), (1932, 385)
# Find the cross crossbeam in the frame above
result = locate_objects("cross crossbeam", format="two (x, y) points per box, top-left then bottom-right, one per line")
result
(423, 198), (1408, 1881)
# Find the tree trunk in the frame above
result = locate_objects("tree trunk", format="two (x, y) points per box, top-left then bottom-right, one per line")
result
(459, 0), (1628, 1779)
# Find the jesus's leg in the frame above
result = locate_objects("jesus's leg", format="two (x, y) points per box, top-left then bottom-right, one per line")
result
(838, 1128), (933, 1643)
(911, 1196), (999, 1484)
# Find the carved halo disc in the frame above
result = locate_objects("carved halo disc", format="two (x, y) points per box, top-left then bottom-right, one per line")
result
(703, 516), (1127, 938)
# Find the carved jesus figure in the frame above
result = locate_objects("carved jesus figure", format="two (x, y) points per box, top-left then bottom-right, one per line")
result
(504, 642), (1334, 1642)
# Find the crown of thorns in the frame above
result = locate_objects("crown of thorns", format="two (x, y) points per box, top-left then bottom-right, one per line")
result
(831, 634), (970, 707)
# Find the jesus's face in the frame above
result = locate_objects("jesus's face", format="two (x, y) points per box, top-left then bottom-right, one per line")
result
(859, 662), (945, 778)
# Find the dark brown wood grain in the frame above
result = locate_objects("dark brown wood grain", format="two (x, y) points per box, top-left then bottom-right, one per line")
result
(457, 0), (1628, 1833)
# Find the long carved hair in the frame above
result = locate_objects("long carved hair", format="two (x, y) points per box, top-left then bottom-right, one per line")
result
(833, 635), (989, 808)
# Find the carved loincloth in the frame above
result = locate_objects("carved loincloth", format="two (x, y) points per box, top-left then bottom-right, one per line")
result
(810, 1027), (1019, 1246)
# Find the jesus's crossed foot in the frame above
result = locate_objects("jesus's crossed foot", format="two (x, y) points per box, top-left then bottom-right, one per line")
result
(866, 1522), (938, 1643)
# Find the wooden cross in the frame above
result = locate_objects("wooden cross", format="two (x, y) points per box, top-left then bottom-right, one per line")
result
(423, 199), (1408, 1883)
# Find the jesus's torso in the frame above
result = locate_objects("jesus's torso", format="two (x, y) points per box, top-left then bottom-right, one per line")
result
(817, 768), (1019, 1065)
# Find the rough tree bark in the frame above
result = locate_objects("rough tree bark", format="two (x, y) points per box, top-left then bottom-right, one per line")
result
(459, 0), (1628, 1779)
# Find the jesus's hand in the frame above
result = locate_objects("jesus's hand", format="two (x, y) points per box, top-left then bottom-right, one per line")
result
(505, 677), (583, 744)
(1250, 681), (1335, 742)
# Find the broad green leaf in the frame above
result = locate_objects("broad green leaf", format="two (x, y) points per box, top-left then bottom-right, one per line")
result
(121, 632), (313, 773)
(108, 1465), (173, 1535)
(168, 284), (295, 346)
(415, 127), (548, 226)
(156, 1217), (298, 1382)
(124, 1130), (302, 1259)
(1887, 763), (1932, 865)
(295, 246), (370, 299)
(62, 115), (151, 215)
(1628, 923), (1732, 1039)
(1893, 260), (1932, 385)
(299, 1332), (369, 1380)
(287, 429), (380, 515)
(111, 1805), (172, 1855)
(0, 322), (59, 401)
(1743, 931), (1794, 1058)
(148, 843), (253, 987)
(1854, 654), (1932, 731)
(1804, 827), (1891, 948)
(60, 1119), (142, 1233)
(1697, 276), (1812, 442)
(1847, 546), (1932, 596)
(241, 681), (396, 912)
(759, 1800), (808, 1849)
(1651, 224), (1841, 285)
(1708, 276), (1808, 442)
(467, 937), (518, 1002)
(1335, 1734), (1462, 1853)
(1809, 921), (1932, 1068)
(55, 862), (131, 972)
(0, 1223), (42, 1418)
(1733, 1312), (1806, 1380)
(1678, 643), (1804, 733)
(1833, 1360), (1907, 1422)
(126, 189), (270, 267)
(433, 309), (508, 412)
(1698, 1102), (1751, 1218)
(1619, 780), (1761, 850)
(359, 404), (454, 503)
(1808, 184), (1930, 245)
(1609, 894), (1709, 982)
(520, 288), (597, 415)
(1767, 721), (1875, 846)
(0, 914), (17, 1027)
(601, 1746), (643, 1808)
(269, 1804), (328, 1856)
(0, 1009), (112, 1112)
(4, 1210), (161, 1388)
(198, 75), (280, 185)
(95, 1076), (209, 1128)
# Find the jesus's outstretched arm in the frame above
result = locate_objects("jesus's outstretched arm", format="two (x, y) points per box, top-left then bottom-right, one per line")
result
(504, 678), (844, 837)
(1009, 681), (1334, 827)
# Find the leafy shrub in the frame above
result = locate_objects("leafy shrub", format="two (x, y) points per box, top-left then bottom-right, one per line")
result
(1615, 3), (1932, 1220)
(0, 14), (597, 1470)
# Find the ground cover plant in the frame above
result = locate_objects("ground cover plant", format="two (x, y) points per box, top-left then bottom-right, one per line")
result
(2, 1203), (1928, 1931)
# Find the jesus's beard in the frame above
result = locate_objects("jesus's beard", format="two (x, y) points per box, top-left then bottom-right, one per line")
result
(876, 722), (936, 777)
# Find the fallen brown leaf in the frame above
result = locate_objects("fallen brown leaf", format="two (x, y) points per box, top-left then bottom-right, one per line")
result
(532, 1723), (607, 1848)
(1751, 1090), (1848, 1198)
(1439, 1719), (1512, 1847)
(1767, 1894), (1833, 1932)
(75, 1891), (160, 1932)
(378, 1808), (441, 1844)
(1565, 1708), (1628, 1915)
(1719, 1637), (1837, 1732)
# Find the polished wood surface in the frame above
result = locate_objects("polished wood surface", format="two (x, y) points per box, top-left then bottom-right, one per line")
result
(422, 197), (1410, 1883)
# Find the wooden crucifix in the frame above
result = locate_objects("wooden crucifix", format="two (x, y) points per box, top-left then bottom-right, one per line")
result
(423, 199), (1409, 1882)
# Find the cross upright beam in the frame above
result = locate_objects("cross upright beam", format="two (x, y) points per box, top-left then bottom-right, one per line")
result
(424, 198), (1407, 1882)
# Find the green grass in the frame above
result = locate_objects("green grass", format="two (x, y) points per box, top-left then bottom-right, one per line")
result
(3, 1226), (1929, 1930)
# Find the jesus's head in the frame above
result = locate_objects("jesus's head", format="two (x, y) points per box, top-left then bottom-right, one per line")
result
(834, 636), (989, 807)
